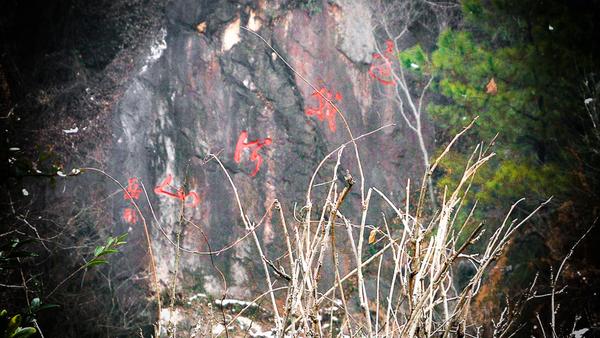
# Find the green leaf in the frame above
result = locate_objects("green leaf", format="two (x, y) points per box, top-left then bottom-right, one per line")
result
(115, 233), (128, 245)
(93, 246), (105, 257)
(36, 304), (60, 312)
(86, 259), (107, 268)
(7, 314), (21, 334)
(106, 237), (115, 247)
(0, 309), (8, 331)
(96, 249), (118, 257)
(10, 327), (37, 338)
(30, 298), (41, 312)
(29, 298), (59, 314)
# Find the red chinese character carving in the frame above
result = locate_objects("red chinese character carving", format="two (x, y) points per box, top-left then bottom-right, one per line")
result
(123, 208), (138, 224)
(122, 177), (141, 224)
(154, 174), (200, 207)
(369, 40), (396, 86)
(234, 130), (272, 177)
(123, 177), (142, 200)
(305, 87), (342, 132)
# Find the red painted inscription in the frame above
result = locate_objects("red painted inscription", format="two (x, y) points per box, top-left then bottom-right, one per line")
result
(154, 174), (200, 207)
(369, 40), (396, 86)
(305, 86), (342, 132)
(234, 130), (272, 177)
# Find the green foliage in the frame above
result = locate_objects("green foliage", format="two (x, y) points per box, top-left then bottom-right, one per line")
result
(85, 233), (127, 268)
(28, 298), (59, 315)
(436, 151), (567, 205)
(429, 30), (540, 147)
(44, 233), (128, 300)
(424, 28), (561, 207)
(398, 44), (429, 75)
(398, 0), (587, 216)
(0, 310), (36, 338)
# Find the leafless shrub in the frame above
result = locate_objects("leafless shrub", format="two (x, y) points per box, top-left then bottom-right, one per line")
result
(185, 118), (549, 338)
(369, 0), (461, 206)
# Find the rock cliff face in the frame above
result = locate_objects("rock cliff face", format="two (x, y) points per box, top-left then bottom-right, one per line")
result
(108, 0), (430, 298)
(2, 0), (432, 334)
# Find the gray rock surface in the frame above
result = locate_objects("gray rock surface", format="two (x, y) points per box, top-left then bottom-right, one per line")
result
(331, 0), (377, 64)
(109, 0), (429, 300)
(3, 0), (432, 335)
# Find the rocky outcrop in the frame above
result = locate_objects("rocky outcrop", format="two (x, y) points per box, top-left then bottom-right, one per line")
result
(2, 0), (432, 335)
(110, 0), (430, 298)
(331, 0), (377, 64)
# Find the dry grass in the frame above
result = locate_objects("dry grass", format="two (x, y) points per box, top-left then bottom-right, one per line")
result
(185, 118), (550, 337)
